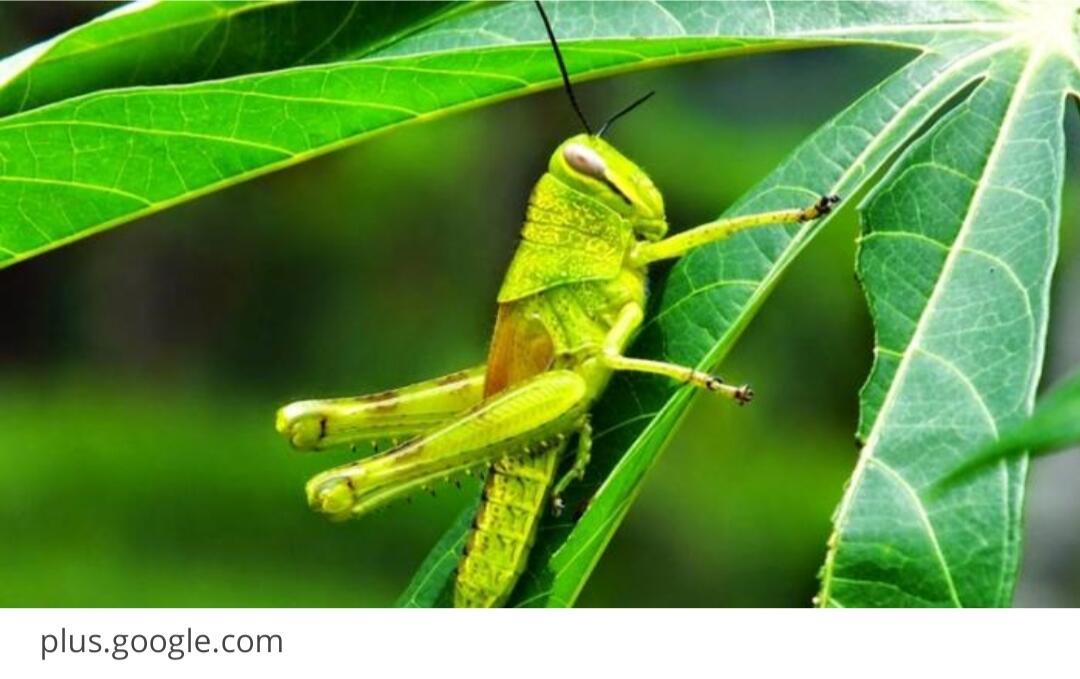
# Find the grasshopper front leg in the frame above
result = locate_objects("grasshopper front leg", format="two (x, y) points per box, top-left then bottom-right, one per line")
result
(630, 194), (840, 266)
(276, 365), (486, 450)
(307, 370), (588, 520)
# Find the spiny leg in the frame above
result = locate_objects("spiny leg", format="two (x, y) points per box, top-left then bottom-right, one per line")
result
(307, 370), (588, 520)
(601, 303), (753, 404)
(275, 365), (486, 450)
(631, 194), (840, 265)
(551, 416), (592, 516)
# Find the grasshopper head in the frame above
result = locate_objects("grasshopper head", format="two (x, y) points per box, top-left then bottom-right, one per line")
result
(550, 134), (668, 241)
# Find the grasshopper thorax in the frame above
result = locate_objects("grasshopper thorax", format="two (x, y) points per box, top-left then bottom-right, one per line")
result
(496, 134), (667, 302)
(550, 134), (667, 242)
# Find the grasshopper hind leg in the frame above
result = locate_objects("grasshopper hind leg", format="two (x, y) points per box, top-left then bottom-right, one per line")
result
(306, 370), (588, 520)
(275, 365), (487, 451)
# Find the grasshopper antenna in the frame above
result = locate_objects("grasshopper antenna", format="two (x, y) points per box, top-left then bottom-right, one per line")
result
(534, 0), (592, 135)
(597, 91), (655, 138)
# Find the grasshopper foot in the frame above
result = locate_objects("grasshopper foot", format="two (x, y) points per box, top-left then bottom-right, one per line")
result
(799, 194), (841, 221)
(734, 384), (754, 406)
(551, 495), (566, 517)
(704, 375), (753, 405)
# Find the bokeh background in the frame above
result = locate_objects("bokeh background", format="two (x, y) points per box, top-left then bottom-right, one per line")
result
(1, 3), (1077, 607)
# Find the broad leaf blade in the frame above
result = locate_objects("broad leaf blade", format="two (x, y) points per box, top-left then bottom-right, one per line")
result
(818, 45), (1071, 607)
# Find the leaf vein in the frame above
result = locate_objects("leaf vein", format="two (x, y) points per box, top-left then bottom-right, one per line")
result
(866, 457), (963, 606)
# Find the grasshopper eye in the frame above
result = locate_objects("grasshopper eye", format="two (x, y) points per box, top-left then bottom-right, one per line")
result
(564, 143), (631, 205)
(563, 143), (607, 179)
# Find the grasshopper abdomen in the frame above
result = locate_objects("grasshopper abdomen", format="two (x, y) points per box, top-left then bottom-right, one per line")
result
(455, 446), (565, 607)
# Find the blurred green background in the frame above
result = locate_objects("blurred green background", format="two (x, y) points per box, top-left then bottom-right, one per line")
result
(1, 3), (1078, 607)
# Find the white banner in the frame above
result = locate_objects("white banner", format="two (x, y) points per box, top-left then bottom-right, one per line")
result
(0, 609), (1074, 678)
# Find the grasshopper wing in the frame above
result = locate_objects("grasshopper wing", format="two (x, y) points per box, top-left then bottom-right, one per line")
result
(484, 301), (556, 395)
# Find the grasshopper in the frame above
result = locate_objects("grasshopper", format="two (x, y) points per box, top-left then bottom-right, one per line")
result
(275, 2), (838, 608)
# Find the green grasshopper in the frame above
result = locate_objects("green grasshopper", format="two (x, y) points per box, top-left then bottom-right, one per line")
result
(275, 2), (838, 608)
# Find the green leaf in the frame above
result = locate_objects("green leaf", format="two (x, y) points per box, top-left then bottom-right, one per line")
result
(939, 369), (1080, 487)
(0, 0), (1004, 268)
(396, 500), (478, 608)
(0, 1), (462, 116)
(819, 42), (1073, 606)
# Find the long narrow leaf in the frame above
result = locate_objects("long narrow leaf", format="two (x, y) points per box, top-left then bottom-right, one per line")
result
(0, 1), (462, 116)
